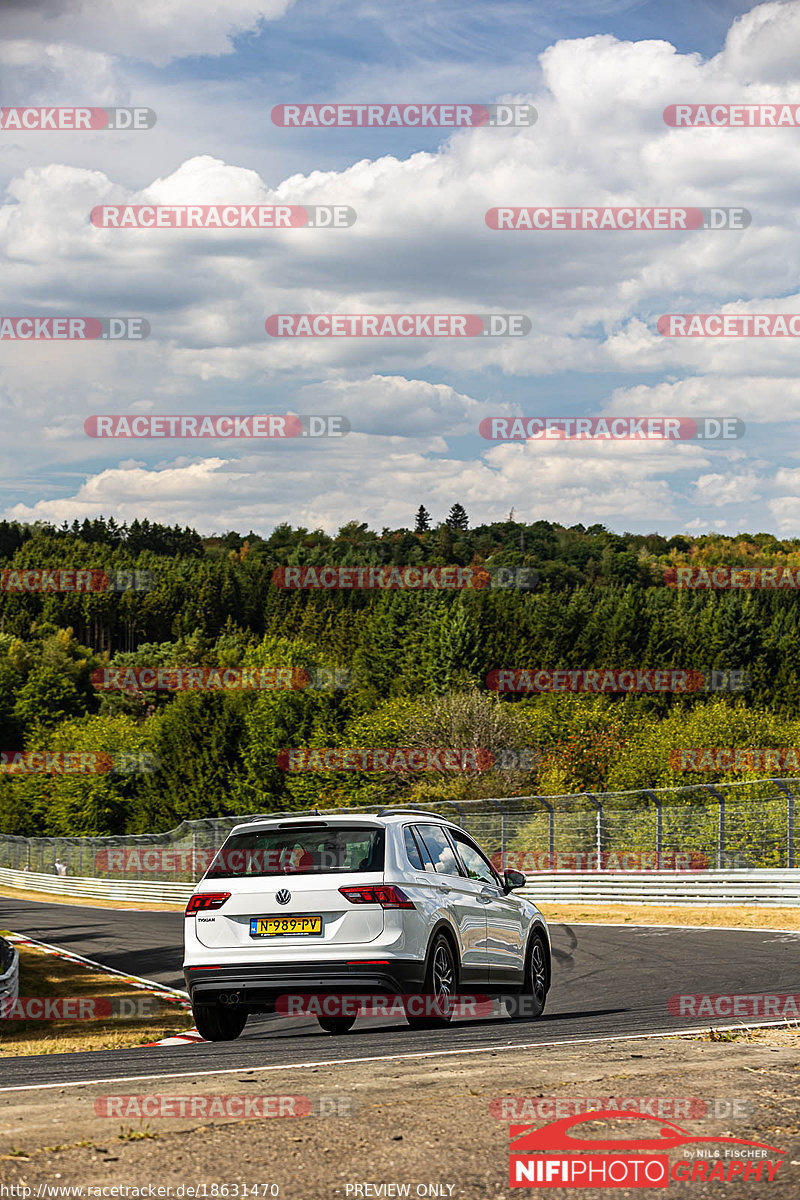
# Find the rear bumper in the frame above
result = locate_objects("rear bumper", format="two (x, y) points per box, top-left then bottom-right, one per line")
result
(185, 958), (426, 1008)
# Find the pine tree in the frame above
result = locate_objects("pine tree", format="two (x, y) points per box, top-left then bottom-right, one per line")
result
(423, 598), (481, 694)
(437, 524), (454, 562)
(445, 503), (469, 531)
(414, 505), (431, 533)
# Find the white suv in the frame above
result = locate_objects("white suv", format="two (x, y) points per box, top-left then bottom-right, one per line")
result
(183, 809), (551, 1040)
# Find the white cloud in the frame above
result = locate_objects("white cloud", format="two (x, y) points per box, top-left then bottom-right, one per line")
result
(297, 375), (515, 436)
(721, 0), (800, 83)
(769, 494), (800, 529)
(606, 376), (800, 424)
(6, 435), (712, 534)
(0, 40), (117, 99)
(0, 1), (295, 66)
(693, 470), (762, 507)
(4, 3), (800, 532)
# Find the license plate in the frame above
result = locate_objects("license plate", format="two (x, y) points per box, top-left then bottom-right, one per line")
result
(250, 915), (323, 937)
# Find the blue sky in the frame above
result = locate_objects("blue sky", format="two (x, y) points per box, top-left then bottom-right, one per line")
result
(1, 0), (799, 536)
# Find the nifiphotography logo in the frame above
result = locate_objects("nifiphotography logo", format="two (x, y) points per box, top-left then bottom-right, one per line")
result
(508, 1110), (784, 1188)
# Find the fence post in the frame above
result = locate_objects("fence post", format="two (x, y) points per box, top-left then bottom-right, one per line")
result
(542, 797), (555, 862)
(486, 798), (507, 869)
(789, 787), (795, 871)
(583, 793), (603, 869)
(643, 790), (663, 866)
(704, 784), (726, 869)
(532, 795), (556, 863)
(771, 780), (795, 869)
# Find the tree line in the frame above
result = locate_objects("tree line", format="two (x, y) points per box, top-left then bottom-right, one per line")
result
(0, 515), (799, 837)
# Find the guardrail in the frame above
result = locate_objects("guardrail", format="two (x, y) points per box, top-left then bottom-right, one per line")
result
(3, 864), (799, 907)
(0, 867), (192, 905)
(0, 935), (20, 1009)
(520, 869), (800, 907)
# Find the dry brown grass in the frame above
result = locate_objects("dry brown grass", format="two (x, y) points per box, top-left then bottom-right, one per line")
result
(537, 902), (800, 930)
(0, 937), (193, 1056)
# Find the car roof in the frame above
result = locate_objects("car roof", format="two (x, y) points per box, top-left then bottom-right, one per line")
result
(227, 812), (458, 835)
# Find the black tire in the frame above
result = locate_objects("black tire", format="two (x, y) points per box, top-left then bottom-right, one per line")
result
(507, 932), (548, 1020)
(317, 1015), (357, 1034)
(192, 1002), (248, 1042)
(406, 933), (459, 1029)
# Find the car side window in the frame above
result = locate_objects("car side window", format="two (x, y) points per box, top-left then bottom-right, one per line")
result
(414, 824), (461, 876)
(451, 831), (501, 886)
(403, 826), (425, 870)
(411, 827), (437, 872)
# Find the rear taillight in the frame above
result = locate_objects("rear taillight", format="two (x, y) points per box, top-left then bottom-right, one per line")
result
(185, 892), (231, 916)
(339, 885), (415, 909)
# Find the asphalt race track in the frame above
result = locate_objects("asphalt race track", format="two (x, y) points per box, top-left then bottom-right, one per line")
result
(1, 897), (186, 988)
(2, 896), (799, 1090)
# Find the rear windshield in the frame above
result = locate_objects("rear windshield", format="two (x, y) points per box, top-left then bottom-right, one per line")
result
(205, 826), (385, 878)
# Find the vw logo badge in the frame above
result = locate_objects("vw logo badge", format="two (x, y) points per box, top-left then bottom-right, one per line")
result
(275, 888), (291, 906)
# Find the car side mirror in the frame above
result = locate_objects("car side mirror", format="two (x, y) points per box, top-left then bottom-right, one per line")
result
(503, 869), (526, 892)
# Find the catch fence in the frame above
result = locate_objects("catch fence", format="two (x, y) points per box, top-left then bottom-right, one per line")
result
(0, 777), (796, 883)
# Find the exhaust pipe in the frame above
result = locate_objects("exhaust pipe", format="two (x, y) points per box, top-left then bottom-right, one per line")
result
(219, 992), (242, 1006)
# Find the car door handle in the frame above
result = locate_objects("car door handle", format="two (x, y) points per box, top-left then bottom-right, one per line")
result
(479, 887), (498, 901)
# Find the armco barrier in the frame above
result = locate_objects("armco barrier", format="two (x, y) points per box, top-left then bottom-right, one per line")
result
(1, 863), (799, 907)
(0, 866), (193, 905)
(0, 936), (20, 1007)
(520, 869), (800, 907)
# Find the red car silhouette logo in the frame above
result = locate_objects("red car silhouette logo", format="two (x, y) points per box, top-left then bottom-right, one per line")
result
(511, 1110), (784, 1155)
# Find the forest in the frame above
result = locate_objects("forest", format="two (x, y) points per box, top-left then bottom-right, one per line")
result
(0, 511), (799, 836)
